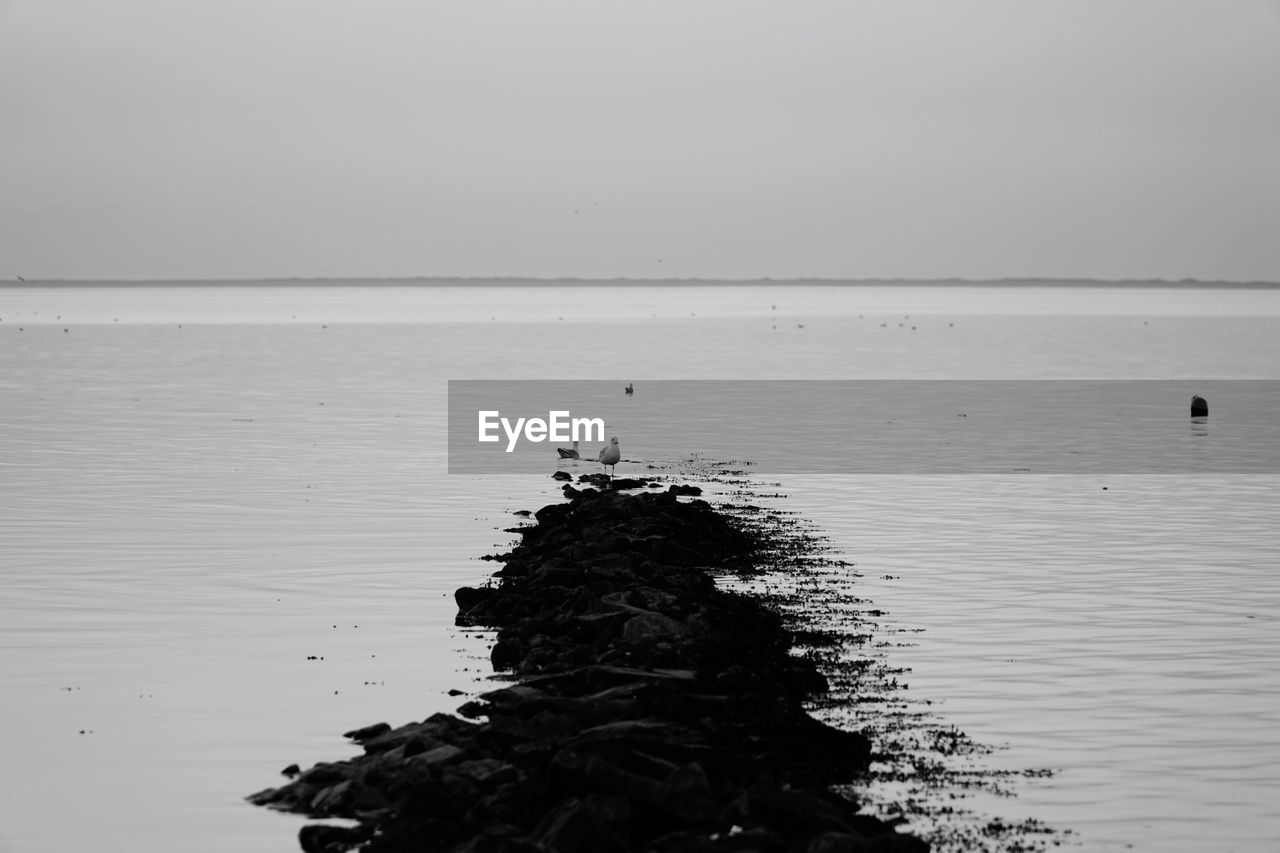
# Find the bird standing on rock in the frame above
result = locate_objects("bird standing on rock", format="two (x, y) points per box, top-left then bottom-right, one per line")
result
(598, 437), (621, 480)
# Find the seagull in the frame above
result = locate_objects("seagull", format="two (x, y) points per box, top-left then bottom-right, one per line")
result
(556, 440), (580, 459)
(624, 383), (633, 395)
(598, 436), (621, 480)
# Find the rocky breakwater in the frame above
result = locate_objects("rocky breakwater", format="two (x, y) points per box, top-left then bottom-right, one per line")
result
(249, 486), (928, 853)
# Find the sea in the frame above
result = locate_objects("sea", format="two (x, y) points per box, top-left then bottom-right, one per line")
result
(1, 281), (1278, 853)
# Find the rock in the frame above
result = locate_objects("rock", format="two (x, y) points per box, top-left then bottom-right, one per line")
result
(355, 714), (476, 755)
(647, 538), (704, 567)
(621, 611), (689, 645)
(297, 823), (370, 853)
(410, 743), (465, 766)
(647, 830), (716, 853)
(455, 586), (495, 613)
(808, 832), (865, 853)
(552, 471), (572, 481)
(532, 796), (627, 853)
(491, 638), (523, 670)
(309, 780), (352, 813)
(1191, 394), (1208, 417)
(247, 488), (925, 853)
(608, 477), (650, 490)
(282, 763), (301, 777)
(297, 762), (352, 786)
(246, 786), (282, 807)
(723, 787), (856, 838)
(342, 722), (391, 742)
(807, 830), (931, 852)
(457, 758), (520, 786)
(450, 824), (539, 853)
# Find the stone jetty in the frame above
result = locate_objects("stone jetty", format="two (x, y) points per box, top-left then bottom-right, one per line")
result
(248, 484), (928, 853)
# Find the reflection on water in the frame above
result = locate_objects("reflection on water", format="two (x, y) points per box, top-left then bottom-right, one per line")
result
(2, 285), (1280, 852)
(785, 476), (1280, 853)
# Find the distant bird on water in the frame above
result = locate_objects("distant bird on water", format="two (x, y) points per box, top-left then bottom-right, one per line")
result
(556, 440), (580, 459)
(598, 436), (621, 480)
(624, 383), (634, 395)
(1190, 395), (1208, 417)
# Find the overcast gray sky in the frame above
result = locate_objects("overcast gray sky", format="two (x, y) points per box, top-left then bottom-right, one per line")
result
(1, 1), (1277, 281)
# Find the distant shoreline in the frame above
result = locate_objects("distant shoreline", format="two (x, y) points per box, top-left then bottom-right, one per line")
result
(6, 276), (1280, 289)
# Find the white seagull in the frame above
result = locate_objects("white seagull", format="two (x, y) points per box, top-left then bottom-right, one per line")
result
(598, 436), (621, 480)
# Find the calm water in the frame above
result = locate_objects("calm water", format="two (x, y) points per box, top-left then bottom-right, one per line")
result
(2, 283), (1279, 852)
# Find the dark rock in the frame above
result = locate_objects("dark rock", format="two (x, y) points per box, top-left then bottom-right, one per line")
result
(282, 763), (301, 777)
(532, 796), (627, 853)
(247, 488), (924, 853)
(297, 762), (352, 786)
(552, 471), (572, 481)
(298, 823), (371, 853)
(609, 477), (650, 490)
(309, 779), (353, 813)
(455, 585), (495, 613)
(411, 743), (465, 767)
(810, 829), (931, 852)
(667, 484), (703, 496)
(356, 713), (476, 755)
(724, 787), (858, 838)
(246, 787), (282, 807)
(573, 474), (650, 491)
(1191, 394), (1208, 417)
(647, 830), (716, 853)
(450, 824), (540, 853)
(621, 610), (689, 645)
(491, 639), (523, 671)
(808, 832), (865, 853)
(457, 757), (520, 786)
(342, 722), (391, 742)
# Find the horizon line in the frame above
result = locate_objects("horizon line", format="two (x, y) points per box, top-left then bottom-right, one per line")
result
(7, 275), (1280, 288)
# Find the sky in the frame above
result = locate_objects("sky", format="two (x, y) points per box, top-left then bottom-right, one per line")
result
(1, 1), (1278, 282)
